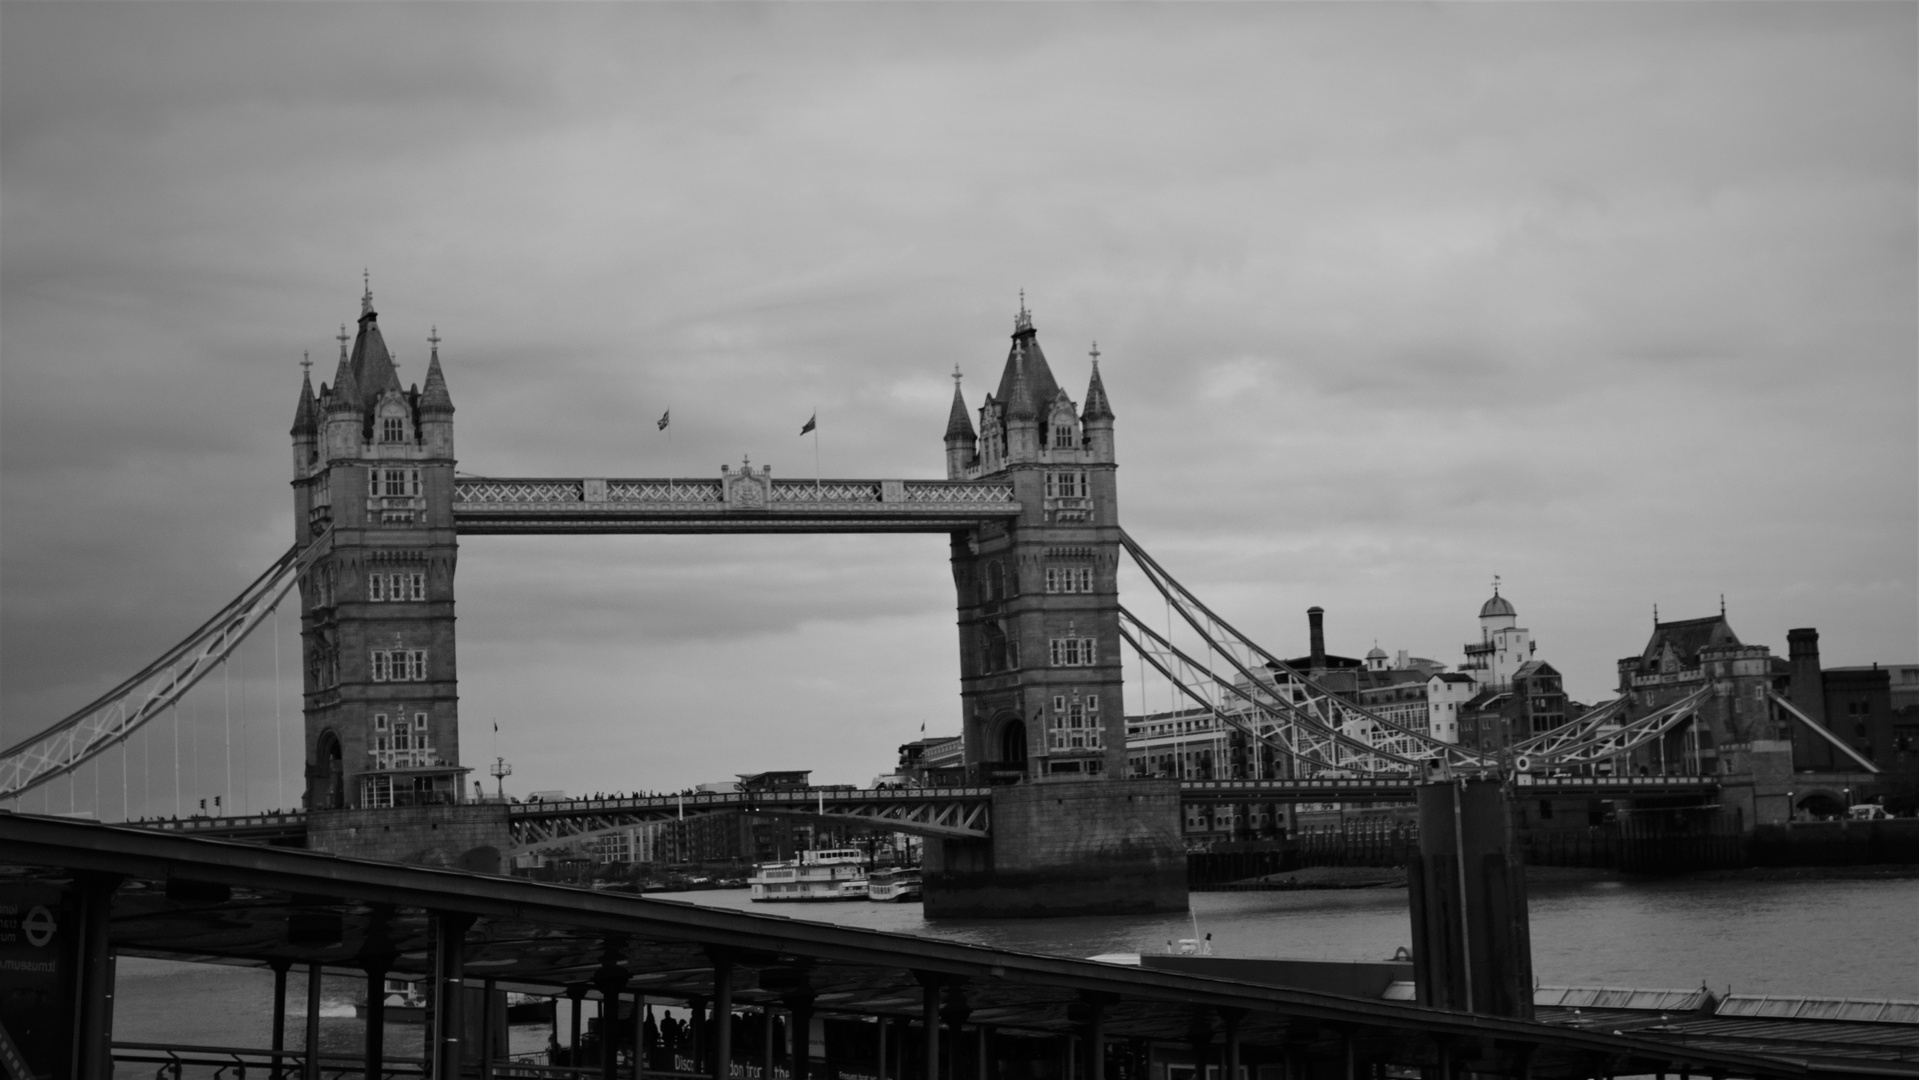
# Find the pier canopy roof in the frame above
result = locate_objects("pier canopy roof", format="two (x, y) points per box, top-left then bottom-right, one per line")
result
(1, 814), (1897, 1080)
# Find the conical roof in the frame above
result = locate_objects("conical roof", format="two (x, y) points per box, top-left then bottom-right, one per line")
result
(944, 376), (974, 441)
(290, 369), (318, 436)
(1082, 357), (1114, 422)
(420, 345), (454, 415)
(349, 305), (403, 406)
(325, 346), (359, 415)
(995, 324), (1060, 423)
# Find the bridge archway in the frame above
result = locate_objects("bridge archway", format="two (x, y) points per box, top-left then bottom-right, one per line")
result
(313, 731), (344, 810)
(1793, 788), (1845, 820)
(996, 716), (1027, 771)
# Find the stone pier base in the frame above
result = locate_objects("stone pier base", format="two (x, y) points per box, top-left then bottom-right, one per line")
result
(923, 778), (1188, 918)
(307, 804), (511, 874)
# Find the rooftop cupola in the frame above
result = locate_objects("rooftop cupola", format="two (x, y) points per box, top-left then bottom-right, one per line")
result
(1479, 578), (1518, 634)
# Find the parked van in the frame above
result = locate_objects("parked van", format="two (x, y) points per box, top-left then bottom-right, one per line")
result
(1847, 803), (1889, 821)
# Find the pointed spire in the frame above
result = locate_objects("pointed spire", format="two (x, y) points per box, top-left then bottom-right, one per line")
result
(996, 295), (1059, 417)
(420, 327), (454, 415)
(945, 364), (976, 441)
(327, 341), (359, 415)
(1006, 340), (1039, 421)
(1081, 341), (1114, 422)
(291, 358), (318, 436)
(349, 291), (402, 403)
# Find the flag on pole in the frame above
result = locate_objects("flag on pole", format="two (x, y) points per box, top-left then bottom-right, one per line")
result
(800, 412), (816, 436)
(657, 410), (670, 431)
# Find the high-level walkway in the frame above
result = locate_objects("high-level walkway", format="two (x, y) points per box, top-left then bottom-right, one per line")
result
(452, 476), (1021, 533)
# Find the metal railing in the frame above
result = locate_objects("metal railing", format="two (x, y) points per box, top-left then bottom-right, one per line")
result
(112, 1042), (424, 1080)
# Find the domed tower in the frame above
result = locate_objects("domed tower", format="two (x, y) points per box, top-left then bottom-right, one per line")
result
(1479, 587), (1518, 636)
(1462, 579), (1531, 689)
(291, 283), (464, 812)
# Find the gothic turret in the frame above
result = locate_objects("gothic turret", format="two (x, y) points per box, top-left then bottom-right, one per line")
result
(323, 329), (361, 462)
(290, 365), (319, 479)
(944, 367), (977, 479)
(1081, 349), (1114, 463)
(419, 330), (455, 458)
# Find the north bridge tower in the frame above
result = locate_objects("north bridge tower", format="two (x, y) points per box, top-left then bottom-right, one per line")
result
(945, 301), (1125, 781)
(290, 284), (465, 813)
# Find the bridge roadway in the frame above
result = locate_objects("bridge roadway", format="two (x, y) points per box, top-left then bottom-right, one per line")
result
(451, 476), (1023, 533)
(135, 776), (1718, 851)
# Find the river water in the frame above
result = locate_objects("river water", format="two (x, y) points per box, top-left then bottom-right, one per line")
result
(111, 873), (1919, 1068)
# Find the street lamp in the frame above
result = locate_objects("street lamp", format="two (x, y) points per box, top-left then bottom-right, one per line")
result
(1786, 790), (1793, 824)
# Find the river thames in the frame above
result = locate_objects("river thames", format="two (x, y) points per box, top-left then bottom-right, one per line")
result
(111, 871), (1917, 1067)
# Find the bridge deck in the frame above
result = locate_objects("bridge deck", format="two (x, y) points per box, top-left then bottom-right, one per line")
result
(130, 777), (1722, 846)
(2, 814), (1819, 1080)
(453, 477), (1021, 534)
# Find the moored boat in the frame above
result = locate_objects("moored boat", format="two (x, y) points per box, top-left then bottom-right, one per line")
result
(749, 848), (870, 902)
(866, 867), (922, 902)
(357, 977), (428, 1022)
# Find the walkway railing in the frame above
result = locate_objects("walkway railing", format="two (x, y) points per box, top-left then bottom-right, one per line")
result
(112, 1042), (424, 1080)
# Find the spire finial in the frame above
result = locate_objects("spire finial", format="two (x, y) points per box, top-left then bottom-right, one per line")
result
(337, 323), (350, 358)
(301, 351), (312, 377)
(1089, 340), (1100, 367)
(1492, 573), (1501, 596)
(429, 326), (441, 357)
(361, 269), (373, 316)
(1720, 593), (1726, 617)
(952, 363), (962, 387)
(1014, 289), (1032, 332)
(1654, 602), (1659, 624)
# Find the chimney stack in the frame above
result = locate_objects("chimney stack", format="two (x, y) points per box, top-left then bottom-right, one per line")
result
(1308, 607), (1326, 670)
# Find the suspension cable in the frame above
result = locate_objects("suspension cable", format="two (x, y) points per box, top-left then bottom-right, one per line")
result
(274, 601), (285, 811)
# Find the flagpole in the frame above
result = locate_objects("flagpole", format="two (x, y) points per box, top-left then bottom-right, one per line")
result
(813, 406), (820, 490)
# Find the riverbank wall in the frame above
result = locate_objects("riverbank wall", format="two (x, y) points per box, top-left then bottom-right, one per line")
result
(1187, 817), (1919, 884)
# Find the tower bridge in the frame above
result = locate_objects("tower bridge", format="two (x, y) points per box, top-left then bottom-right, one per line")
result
(1, 287), (1874, 917)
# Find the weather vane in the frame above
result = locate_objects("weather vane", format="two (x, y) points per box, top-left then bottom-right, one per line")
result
(1089, 341), (1100, 365)
(300, 351), (312, 376)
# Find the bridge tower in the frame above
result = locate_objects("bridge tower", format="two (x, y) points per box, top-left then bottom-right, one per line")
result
(933, 303), (1186, 917)
(946, 303), (1125, 780)
(290, 287), (466, 811)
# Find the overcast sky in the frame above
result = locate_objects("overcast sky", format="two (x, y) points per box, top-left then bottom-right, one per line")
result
(3, 2), (1913, 813)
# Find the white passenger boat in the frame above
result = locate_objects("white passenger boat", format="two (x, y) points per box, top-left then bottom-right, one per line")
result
(749, 848), (870, 902)
(866, 867), (922, 902)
